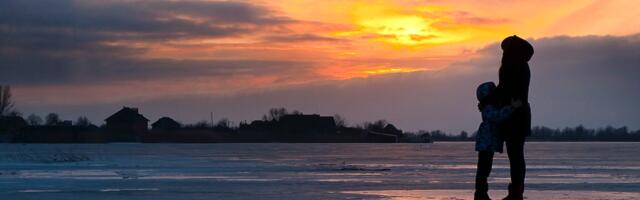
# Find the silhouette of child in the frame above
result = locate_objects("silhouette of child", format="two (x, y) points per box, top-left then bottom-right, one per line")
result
(474, 81), (522, 200)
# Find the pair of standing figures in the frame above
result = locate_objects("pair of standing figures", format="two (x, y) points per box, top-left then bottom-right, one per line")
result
(474, 35), (533, 200)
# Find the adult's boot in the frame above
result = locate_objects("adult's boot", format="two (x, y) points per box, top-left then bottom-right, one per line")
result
(502, 183), (523, 200)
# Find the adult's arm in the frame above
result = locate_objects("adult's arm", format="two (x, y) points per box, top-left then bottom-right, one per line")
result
(482, 105), (514, 123)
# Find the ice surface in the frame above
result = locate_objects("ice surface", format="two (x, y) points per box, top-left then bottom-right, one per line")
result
(343, 189), (640, 200)
(0, 142), (639, 199)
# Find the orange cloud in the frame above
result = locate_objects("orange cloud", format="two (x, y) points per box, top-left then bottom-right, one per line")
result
(4, 0), (640, 105)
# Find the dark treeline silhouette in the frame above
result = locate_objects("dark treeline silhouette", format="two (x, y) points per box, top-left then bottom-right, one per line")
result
(413, 125), (640, 142)
(528, 126), (640, 141)
(0, 103), (410, 143)
(2, 107), (640, 143)
(3, 105), (638, 143)
(1, 85), (639, 143)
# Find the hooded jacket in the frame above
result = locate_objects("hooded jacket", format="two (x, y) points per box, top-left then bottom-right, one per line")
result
(497, 35), (533, 137)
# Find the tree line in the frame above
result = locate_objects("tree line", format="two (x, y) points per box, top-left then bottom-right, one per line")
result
(408, 125), (640, 142)
(2, 85), (640, 142)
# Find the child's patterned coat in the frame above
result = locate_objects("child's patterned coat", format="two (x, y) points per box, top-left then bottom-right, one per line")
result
(475, 105), (514, 153)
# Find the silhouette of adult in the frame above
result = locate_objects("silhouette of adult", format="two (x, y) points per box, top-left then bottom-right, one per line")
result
(496, 35), (533, 200)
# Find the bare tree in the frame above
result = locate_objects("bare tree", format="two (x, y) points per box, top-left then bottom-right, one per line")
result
(8, 111), (22, 117)
(45, 113), (61, 126)
(215, 118), (231, 128)
(363, 119), (388, 130)
(189, 120), (210, 128)
(267, 107), (288, 121)
(333, 114), (347, 128)
(27, 114), (43, 126)
(0, 85), (14, 116)
(460, 131), (469, 140)
(75, 116), (92, 127)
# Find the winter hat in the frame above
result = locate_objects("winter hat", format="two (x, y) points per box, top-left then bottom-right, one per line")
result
(501, 35), (534, 62)
(476, 82), (496, 101)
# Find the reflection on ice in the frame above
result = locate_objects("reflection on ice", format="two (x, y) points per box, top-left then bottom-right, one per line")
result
(308, 172), (385, 176)
(18, 189), (61, 193)
(538, 173), (612, 178)
(140, 175), (281, 182)
(99, 188), (159, 192)
(315, 178), (383, 183)
(342, 189), (640, 200)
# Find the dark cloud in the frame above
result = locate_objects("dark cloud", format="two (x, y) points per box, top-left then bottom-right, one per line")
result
(261, 34), (343, 43)
(525, 34), (640, 129)
(0, 0), (290, 56)
(428, 33), (640, 131)
(0, 0), (313, 86)
(0, 28), (144, 58)
(0, 55), (313, 86)
(0, 0), (286, 38)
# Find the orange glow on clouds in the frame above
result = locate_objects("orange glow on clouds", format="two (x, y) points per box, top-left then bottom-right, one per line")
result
(12, 0), (639, 104)
(364, 67), (426, 75)
(269, 0), (638, 81)
(90, 0), (640, 83)
(138, 0), (640, 81)
(339, 3), (490, 47)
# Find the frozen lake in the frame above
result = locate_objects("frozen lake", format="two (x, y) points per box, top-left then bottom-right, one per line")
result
(1, 142), (639, 199)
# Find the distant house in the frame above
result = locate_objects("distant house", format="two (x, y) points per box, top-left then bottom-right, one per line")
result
(152, 117), (181, 131)
(0, 116), (27, 142)
(360, 123), (403, 143)
(279, 114), (336, 134)
(382, 124), (403, 136)
(245, 120), (271, 131)
(105, 107), (149, 141)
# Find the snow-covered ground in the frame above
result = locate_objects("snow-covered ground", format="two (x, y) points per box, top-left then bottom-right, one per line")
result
(0, 142), (639, 199)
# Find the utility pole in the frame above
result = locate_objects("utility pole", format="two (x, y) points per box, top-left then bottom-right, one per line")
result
(210, 112), (214, 128)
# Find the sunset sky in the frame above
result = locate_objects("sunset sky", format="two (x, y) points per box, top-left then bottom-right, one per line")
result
(2, 0), (639, 132)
